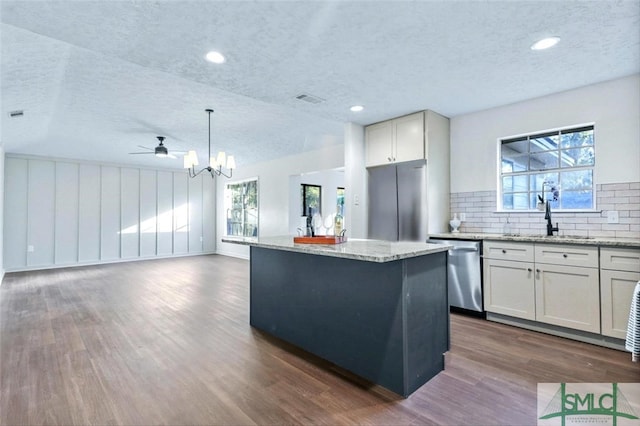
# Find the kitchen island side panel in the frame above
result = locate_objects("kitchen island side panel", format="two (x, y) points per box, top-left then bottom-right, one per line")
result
(249, 246), (448, 396)
(404, 251), (449, 395)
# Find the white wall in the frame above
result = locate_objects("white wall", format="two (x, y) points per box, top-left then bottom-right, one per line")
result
(344, 123), (367, 239)
(3, 155), (216, 272)
(0, 146), (4, 283)
(288, 168), (345, 236)
(216, 144), (344, 259)
(450, 74), (640, 193)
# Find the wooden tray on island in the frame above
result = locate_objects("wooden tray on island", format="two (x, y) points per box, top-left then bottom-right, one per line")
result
(293, 236), (347, 244)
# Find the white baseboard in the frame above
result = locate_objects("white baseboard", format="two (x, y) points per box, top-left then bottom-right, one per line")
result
(3, 251), (218, 274)
(215, 249), (250, 260)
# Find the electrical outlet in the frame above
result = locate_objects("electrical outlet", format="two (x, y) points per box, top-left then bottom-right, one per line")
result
(354, 195), (360, 206)
(459, 213), (466, 221)
(200, 236), (203, 242)
(27, 245), (34, 252)
(607, 211), (619, 224)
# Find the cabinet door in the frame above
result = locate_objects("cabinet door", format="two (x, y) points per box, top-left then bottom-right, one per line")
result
(365, 121), (393, 167)
(535, 264), (600, 333)
(394, 112), (424, 163)
(484, 259), (535, 320)
(601, 270), (640, 339)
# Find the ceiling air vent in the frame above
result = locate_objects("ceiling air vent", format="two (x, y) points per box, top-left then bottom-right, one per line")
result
(295, 93), (325, 104)
(9, 110), (24, 117)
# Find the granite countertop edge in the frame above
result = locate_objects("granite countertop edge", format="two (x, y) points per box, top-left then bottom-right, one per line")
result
(428, 232), (640, 248)
(222, 236), (451, 262)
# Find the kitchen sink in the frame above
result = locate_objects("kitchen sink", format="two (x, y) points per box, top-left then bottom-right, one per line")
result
(546, 235), (594, 239)
(501, 233), (594, 240)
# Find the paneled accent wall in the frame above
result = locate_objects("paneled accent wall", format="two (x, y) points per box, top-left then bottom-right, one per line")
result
(3, 156), (216, 271)
(450, 182), (640, 239)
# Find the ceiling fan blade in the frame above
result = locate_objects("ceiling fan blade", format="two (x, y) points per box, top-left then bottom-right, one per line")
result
(137, 145), (153, 150)
(129, 152), (154, 155)
(167, 154), (178, 159)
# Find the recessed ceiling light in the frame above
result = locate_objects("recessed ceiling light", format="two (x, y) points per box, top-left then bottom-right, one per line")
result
(531, 37), (560, 51)
(350, 105), (364, 112)
(205, 51), (226, 64)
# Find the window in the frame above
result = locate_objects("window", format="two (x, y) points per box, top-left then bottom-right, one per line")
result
(500, 125), (594, 211)
(301, 184), (321, 216)
(336, 187), (345, 216)
(225, 179), (258, 237)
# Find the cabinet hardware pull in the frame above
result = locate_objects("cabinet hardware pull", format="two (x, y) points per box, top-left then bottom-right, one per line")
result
(388, 157), (392, 162)
(527, 268), (532, 272)
(563, 253), (568, 258)
(502, 249), (506, 254)
(536, 269), (541, 273)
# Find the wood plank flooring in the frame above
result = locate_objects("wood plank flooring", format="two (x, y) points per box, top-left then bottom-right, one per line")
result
(1, 254), (638, 425)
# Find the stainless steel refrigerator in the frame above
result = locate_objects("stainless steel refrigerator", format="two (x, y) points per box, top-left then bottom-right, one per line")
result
(367, 160), (428, 242)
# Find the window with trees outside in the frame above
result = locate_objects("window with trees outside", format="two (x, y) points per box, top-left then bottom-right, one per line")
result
(301, 184), (321, 217)
(500, 125), (595, 211)
(225, 179), (258, 237)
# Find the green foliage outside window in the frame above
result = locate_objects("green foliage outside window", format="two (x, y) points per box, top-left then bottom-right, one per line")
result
(301, 184), (321, 216)
(226, 179), (258, 237)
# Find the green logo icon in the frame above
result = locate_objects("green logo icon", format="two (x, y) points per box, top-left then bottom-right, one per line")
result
(539, 383), (638, 426)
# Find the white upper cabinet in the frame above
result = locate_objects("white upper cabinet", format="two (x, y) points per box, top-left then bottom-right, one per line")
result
(365, 120), (394, 167)
(365, 111), (425, 167)
(365, 110), (450, 168)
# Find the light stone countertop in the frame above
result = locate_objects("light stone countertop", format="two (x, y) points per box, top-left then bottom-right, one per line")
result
(428, 232), (640, 248)
(222, 236), (451, 263)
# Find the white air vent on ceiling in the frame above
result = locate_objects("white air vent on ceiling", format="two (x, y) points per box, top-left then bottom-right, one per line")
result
(9, 110), (24, 117)
(295, 93), (325, 104)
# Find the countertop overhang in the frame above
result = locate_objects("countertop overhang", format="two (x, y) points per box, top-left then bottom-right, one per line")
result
(428, 232), (640, 248)
(222, 236), (451, 263)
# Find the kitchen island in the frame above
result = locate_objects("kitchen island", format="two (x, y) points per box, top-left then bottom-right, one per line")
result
(223, 236), (451, 397)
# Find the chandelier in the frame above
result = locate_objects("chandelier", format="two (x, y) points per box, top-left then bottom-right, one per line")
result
(183, 109), (235, 178)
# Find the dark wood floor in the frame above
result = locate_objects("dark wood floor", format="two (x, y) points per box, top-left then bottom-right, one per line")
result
(1, 255), (638, 425)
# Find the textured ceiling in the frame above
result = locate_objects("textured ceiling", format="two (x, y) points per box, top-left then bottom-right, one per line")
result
(1, 1), (638, 169)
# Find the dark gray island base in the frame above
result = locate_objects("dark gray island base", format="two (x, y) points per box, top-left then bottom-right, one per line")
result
(226, 237), (450, 397)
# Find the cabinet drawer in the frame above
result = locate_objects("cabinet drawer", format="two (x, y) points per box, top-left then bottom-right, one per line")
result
(534, 244), (598, 268)
(484, 241), (534, 262)
(600, 247), (640, 273)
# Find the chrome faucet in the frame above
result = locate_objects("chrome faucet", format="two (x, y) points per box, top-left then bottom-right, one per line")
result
(544, 201), (559, 236)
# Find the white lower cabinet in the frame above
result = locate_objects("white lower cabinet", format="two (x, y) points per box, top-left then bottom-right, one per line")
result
(600, 247), (640, 339)
(484, 259), (535, 320)
(535, 263), (600, 333)
(484, 241), (601, 334)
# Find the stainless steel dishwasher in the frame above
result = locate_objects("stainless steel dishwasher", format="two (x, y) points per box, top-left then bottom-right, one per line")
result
(429, 238), (483, 313)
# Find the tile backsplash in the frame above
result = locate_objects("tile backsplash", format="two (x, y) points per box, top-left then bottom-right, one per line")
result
(450, 182), (640, 239)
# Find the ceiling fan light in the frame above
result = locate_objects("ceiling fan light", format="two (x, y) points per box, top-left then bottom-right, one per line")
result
(210, 156), (218, 169)
(226, 155), (236, 170)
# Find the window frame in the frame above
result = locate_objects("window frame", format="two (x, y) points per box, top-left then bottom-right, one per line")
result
(225, 177), (259, 237)
(497, 123), (596, 212)
(301, 183), (322, 217)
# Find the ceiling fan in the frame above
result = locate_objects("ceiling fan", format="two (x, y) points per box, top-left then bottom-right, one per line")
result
(129, 136), (185, 159)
